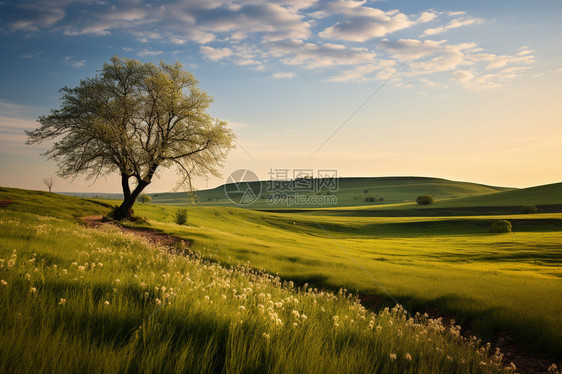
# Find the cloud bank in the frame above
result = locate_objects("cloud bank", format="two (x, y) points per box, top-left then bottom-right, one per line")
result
(1, 0), (536, 90)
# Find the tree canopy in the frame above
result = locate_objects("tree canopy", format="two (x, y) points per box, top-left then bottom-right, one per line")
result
(27, 56), (235, 219)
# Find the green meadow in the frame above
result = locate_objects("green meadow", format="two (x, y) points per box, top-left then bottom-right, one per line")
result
(127, 202), (562, 360)
(0, 187), (517, 373)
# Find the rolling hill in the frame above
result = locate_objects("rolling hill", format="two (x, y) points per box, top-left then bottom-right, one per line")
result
(150, 176), (512, 208)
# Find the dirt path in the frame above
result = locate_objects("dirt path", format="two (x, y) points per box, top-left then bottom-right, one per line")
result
(79, 215), (188, 248)
(79, 215), (559, 374)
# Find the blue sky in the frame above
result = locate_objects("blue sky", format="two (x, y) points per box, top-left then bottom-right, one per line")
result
(1, 0), (561, 193)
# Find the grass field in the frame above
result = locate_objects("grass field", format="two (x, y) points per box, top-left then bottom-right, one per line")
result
(121, 202), (562, 362)
(0, 187), (517, 373)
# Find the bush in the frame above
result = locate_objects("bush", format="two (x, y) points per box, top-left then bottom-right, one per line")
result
(520, 205), (538, 214)
(490, 220), (512, 233)
(364, 197), (375, 202)
(416, 195), (434, 205)
(175, 208), (188, 225)
(139, 194), (152, 204)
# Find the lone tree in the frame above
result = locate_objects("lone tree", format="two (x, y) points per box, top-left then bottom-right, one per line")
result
(42, 177), (54, 192)
(27, 56), (235, 220)
(139, 194), (151, 204)
(416, 195), (434, 205)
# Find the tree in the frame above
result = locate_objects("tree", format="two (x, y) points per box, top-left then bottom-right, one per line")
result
(27, 56), (235, 220)
(139, 194), (152, 204)
(416, 195), (434, 205)
(42, 177), (54, 192)
(175, 208), (188, 225)
(490, 220), (512, 233)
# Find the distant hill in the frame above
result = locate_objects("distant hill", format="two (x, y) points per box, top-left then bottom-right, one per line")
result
(413, 181), (562, 208)
(150, 176), (512, 208)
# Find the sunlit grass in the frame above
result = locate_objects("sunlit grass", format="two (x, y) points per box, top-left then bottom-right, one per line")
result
(126, 203), (562, 358)
(0, 210), (513, 373)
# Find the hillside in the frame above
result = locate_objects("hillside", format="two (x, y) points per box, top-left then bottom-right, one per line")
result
(0, 187), (516, 373)
(326, 182), (562, 215)
(420, 182), (562, 208)
(0, 186), (111, 218)
(150, 176), (512, 208)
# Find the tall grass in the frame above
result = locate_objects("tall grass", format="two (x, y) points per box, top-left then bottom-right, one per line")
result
(0, 210), (513, 373)
(125, 203), (562, 359)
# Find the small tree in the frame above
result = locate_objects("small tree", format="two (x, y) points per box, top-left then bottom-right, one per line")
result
(27, 56), (235, 220)
(139, 194), (151, 204)
(42, 177), (54, 192)
(416, 195), (434, 205)
(491, 220), (512, 233)
(175, 208), (187, 225)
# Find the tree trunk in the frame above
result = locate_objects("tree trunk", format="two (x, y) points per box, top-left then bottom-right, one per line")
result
(113, 179), (148, 220)
(121, 172), (131, 199)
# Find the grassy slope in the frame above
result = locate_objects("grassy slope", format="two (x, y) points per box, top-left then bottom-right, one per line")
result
(0, 186), (111, 218)
(340, 182), (562, 212)
(0, 188), (511, 373)
(150, 177), (512, 208)
(420, 182), (562, 208)
(129, 203), (562, 359)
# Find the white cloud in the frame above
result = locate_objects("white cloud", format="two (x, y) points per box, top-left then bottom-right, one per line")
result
(450, 70), (502, 90)
(318, 2), (415, 41)
(271, 72), (296, 79)
(417, 11), (438, 23)
(64, 56), (86, 67)
(422, 17), (483, 36)
(8, 2), (65, 32)
(452, 70), (473, 83)
(137, 49), (164, 57)
(200, 46), (233, 61)
(1, 0), (537, 91)
(420, 78), (438, 87)
(328, 59), (396, 82)
(266, 39), (376, 68)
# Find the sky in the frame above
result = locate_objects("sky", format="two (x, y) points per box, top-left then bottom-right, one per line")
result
(1, 0), (561, 194)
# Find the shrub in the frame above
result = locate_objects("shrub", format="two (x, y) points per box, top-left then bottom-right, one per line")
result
(139, 194), (152, 204)
(491, 220), (512, 233)
(416, 195), (434, 205)
(364, 197), (375, 202)
(520, 205), (538, 214)
(175, 208), (188, 225)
